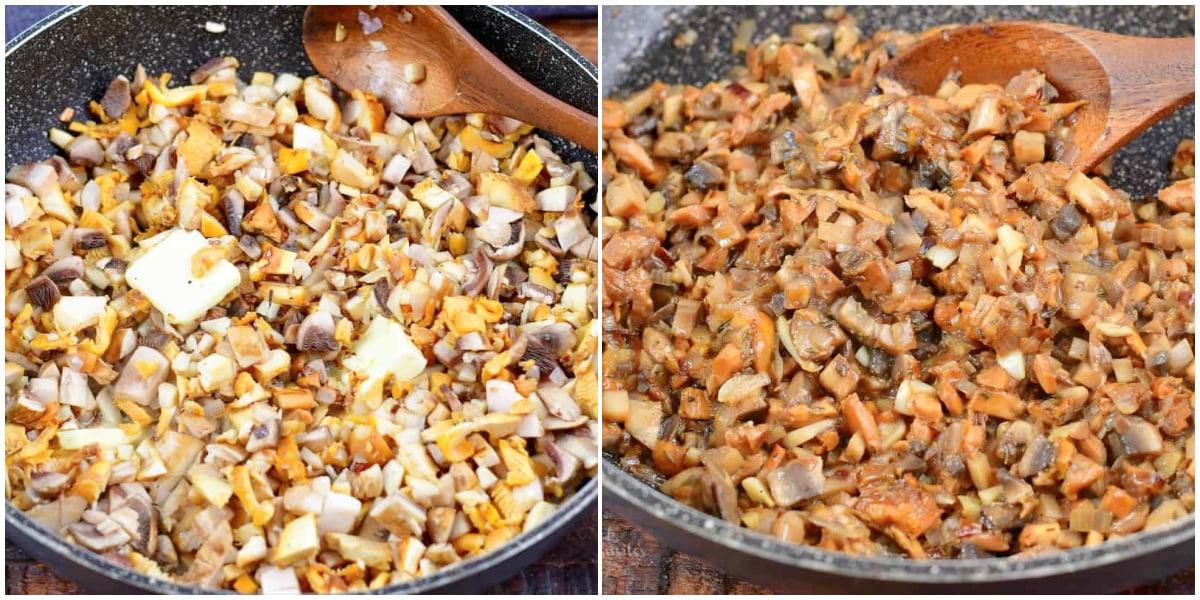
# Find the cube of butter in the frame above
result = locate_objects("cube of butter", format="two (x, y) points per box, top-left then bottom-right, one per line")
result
(125, 229), (241, 324)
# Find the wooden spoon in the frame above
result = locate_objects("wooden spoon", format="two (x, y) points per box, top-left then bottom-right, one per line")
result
(878, 21), (1194, 171)
(303, 5), (598, 152)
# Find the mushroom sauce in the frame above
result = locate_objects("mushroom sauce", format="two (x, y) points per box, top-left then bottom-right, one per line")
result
(601, 14), (1194, 559)
(5, 56), (599, 592)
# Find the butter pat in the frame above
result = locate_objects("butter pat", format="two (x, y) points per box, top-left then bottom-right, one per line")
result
(126, 229), (241, 323)
(343, 316), (426, 407)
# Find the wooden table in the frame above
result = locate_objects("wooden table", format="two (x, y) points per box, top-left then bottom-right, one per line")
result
(603, 509), (1195, 594)
(4, 16), (599, 596)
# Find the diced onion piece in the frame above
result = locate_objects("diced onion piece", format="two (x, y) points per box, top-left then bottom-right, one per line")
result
(997, 350), (1026, 381)
(926, 244), (959, 269)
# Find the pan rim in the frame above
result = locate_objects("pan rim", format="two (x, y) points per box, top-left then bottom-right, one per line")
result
(4, 4), (598, 595)
(604, 463), (1195, 586)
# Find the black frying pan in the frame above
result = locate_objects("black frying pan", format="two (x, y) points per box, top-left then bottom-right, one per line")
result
(602, 5), (1195, 594)
(5, 5), (597, 594)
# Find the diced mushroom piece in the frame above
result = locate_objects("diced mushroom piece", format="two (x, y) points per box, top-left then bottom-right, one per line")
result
(43, 255), (84, 283)
(68, 520), (132, 552)
(24, 275), (60, 309)
(190, 56), (238, 84)
(182, 519), (235, 588)
(316, 492), (361, 534)
(546, 441), (582, 484)
(819, 355), (860, 400)
(766, 452), (826, 507)
(625, 395), (663, 450)
(100, 75), (132, 119)
(107, 487), (158, 555)
(295, 311), (340, 352)
(68, 136), (105, 167)
(156, 430), (206, 480)
(484, 221), (526, 262)
(967, 92), (1006, 137)
(535, 186), (576, 212)
(1112, 415), (1164, 457)
(113, 346), (169, 405)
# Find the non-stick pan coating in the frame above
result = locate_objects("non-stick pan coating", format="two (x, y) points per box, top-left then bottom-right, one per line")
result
(602, 4), (1195, 593)
(5, 4), (597, 595)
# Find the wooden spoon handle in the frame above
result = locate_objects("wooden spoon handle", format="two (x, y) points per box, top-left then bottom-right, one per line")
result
(433, 10), (599, 152)
(453, 63), (600, 153)
(1063, 26), (1195, 165)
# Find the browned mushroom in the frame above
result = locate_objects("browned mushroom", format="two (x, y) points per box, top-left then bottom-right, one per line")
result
(766, 453), (826, 508)
(189, 56), (238, 84)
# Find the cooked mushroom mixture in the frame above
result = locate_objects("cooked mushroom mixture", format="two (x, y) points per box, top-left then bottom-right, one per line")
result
(5, 57), (598, 592)
(601, 14), (1194, 559)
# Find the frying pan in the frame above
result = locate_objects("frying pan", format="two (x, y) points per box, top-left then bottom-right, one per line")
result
(5, 5), (597, 594)
(602, 5), (1195, 594)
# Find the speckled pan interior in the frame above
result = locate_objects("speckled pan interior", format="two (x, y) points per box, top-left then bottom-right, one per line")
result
(601, 4), (1195, 594)
(5, 4), (597, 595)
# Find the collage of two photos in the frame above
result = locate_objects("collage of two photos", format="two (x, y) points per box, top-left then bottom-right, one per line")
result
(3, 4), (1195, 596)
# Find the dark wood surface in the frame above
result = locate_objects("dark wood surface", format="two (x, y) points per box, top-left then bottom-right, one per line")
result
(4, 17), (599, 596)
(603, 509), (1196, 595)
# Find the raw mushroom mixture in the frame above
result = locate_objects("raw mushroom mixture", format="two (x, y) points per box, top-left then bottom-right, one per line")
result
(5, 56), (599, 592)
(601, 13), (1194, 559)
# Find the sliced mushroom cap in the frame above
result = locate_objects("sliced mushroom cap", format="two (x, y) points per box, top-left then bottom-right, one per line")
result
(422, 196), (454, 247)
(108, 488), (158, 555)
(702, 463), (742, 523)
(74, 228), (109, 251)
(68, 136), (106, 167)
(462, 248), (493, 297)
(483, 221), (526, 262)
(99, 75), (132, 119)
(766, 453), (826, 508)
(554, 212), (591, 253)
(221, 189), (245, 236)
(190, 56), (239, 85)
(29, 470), (72, 498)
(68, 520), (132, 552)
(295, 311), (340, 352)
(43, 255), (85, 283)
(998, 420), (1037, 465)
(546, 441), (581, 484)
(538, 385), (582, 420)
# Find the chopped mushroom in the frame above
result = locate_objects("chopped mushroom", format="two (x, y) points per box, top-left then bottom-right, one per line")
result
(602, 10), (1193, 562)
(6, 54), (597, 593)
